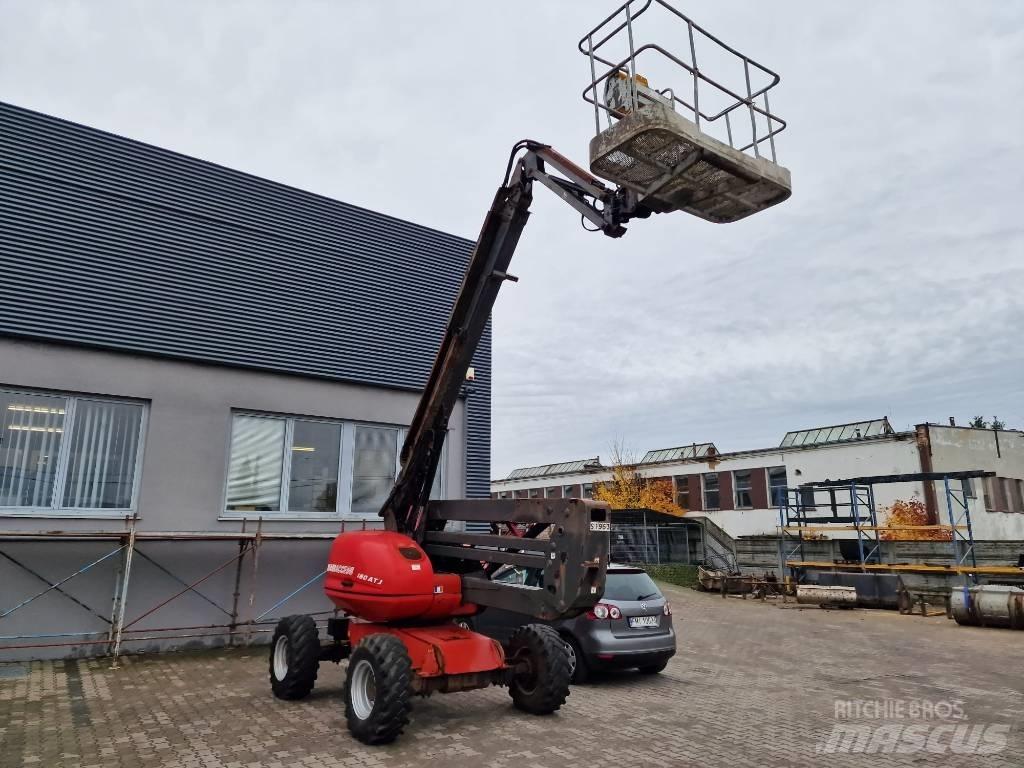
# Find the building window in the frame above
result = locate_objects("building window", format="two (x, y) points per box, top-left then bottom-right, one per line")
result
(1004, 478), (1023, 514)
(545, 486), (561, 499)
(582, 483), (594, 499)
(350, 425), (399, 516)
(562, 485), (577, 497)
(0, 388), (146, 513)
(982, 477), (994, 512)
(288, 420), (342, 513)
(226, 415), (287, 512)
(799, 487), (817, 511)
(703, 473), (720, 510)
(529, 488), (541, 499)
(224, 413), (443, 518)
(768, 466), (787, 507)
(734, 470), (752, 509)
(673, 476), (690, 511)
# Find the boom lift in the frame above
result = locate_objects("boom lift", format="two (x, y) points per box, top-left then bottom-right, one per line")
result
(266, 0), (791, 745)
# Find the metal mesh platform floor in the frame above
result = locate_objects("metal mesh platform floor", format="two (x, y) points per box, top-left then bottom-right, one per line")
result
(589, 103), (792, 224)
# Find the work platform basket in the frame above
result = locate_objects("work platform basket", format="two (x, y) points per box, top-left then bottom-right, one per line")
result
(580, 1), (791, 223)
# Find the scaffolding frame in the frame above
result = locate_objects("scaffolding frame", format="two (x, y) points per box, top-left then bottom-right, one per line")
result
(778, 482), (880, 573)
(777, 471), (995, 588)
(0, 517), (368, 664)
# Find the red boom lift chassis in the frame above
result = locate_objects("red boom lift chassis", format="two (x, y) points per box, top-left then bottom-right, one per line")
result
(266, 0), (790, 745)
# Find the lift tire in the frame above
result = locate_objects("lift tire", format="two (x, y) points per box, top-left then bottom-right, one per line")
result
(344, 633), (413, 745)
(269, 614), (320, 700)
(507, 624), (571, 715)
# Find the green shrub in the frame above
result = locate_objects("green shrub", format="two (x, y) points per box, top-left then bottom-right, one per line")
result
(642, 563), (699, 589)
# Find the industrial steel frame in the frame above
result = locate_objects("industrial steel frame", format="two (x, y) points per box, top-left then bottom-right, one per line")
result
(777, 471), (998, 588)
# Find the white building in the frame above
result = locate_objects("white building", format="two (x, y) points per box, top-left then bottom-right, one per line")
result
(491, 419), (1024, 541)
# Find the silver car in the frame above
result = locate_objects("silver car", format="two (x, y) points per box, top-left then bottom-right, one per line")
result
(467, 563), (676, 682)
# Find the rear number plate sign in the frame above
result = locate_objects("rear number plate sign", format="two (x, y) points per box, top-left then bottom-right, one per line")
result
(629, 615), (660, 628)
(590, 521), (610, 531)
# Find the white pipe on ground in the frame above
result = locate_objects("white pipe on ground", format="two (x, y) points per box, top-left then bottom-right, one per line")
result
(795, 585), (857, 607)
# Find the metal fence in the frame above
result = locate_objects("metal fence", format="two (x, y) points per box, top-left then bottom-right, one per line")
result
(610, 522), (702, 565)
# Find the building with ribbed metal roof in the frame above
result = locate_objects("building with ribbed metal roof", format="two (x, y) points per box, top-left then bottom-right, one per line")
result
(0, 102), (487, 659)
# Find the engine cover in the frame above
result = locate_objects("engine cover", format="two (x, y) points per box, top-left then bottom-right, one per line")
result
(323, 530), (474, 623)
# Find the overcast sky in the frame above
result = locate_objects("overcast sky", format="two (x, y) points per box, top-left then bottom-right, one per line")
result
(3, 1), (1022, 477)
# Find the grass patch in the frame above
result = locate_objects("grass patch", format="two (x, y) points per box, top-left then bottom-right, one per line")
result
(643, 563), (699, 589)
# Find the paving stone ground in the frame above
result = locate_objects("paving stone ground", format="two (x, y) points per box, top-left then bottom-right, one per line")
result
(1, 583), (1021, 767)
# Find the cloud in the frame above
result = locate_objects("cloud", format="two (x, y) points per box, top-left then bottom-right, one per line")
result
(3, 1), (1022, 478)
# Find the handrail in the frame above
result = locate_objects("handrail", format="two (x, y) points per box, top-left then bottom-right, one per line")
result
(581, 45), (786, 150)
(578, 0), (786, 162)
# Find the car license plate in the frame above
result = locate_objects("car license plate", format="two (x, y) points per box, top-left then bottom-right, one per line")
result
(629, 615), (660, 628)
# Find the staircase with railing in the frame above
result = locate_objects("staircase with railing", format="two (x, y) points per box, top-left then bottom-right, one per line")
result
(689, 513), (738, 572)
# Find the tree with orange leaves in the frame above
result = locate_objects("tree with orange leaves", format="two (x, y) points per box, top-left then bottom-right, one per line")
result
(879, 498), (952, 541)
(592, 441), (686, 517)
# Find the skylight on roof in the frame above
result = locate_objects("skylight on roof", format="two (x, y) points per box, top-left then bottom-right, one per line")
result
(638, 443), (716, 464)
(505, 457), (602, 480)
(780, 418), (892, 448)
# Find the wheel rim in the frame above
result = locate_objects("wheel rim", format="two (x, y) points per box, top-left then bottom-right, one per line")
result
(273, 636), (289, 680)
(564, 641), (577, 678)
(350, 659), (377, 720)
(513, 654), (539, 695)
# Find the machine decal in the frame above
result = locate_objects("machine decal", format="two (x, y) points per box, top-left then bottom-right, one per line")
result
(356, 573), (383, 586)
(328, 564), (355, 576)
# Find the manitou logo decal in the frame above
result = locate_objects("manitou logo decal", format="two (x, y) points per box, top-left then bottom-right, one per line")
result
(327, 564), (355, 576)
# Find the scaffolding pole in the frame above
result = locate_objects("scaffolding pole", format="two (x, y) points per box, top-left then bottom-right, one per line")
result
(109, 517), (138, 667)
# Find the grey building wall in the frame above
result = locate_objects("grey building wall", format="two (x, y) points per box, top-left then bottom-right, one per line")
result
(0, 337), (467, 660)
(0, 337), (466, 533)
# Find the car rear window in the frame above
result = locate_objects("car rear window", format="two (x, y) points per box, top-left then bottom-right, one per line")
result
(602, 571), (661, 601)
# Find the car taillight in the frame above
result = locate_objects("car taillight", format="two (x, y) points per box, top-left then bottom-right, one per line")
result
(587, 603), (621, 620)
(663, 602), (672, 616)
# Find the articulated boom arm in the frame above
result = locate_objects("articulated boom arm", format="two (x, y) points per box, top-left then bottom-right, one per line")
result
(380, 141), (647, 540)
